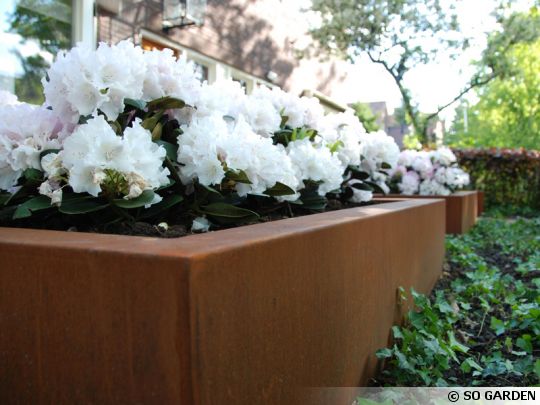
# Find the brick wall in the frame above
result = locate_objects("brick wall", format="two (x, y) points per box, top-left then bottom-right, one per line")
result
(97, 0), (351, 99)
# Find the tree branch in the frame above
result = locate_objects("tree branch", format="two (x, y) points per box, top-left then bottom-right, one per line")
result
(424, 73), (498, 124)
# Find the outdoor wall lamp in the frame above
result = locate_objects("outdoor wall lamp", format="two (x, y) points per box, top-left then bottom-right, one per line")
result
(162, 0), (206, 30)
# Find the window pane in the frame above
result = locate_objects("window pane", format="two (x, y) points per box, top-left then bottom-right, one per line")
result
(232, 77), (248, 93)
(0, 0), (72, 104)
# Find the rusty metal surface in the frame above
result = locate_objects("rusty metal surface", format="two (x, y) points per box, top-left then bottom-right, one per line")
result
(477, 190), (485, 216)
(378, 191), (478, 234)
(0, 199), (445, 405)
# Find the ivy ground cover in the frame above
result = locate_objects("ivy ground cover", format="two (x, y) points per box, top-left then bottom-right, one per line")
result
(374, 212), (540, 386)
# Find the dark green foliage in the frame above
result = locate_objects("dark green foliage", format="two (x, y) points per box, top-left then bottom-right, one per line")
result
(374, 216), (540, 386)
(454, 148), (540, 210)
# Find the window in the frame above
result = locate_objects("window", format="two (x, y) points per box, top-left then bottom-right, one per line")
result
(192, 61), (209, 83)
(140, 30), (275, 92)
(0, 0), (73, 104)
(232, 76), (248, 93)
(141, 37), (181, 58)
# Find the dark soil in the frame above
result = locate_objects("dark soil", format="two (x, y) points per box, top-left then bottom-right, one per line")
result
(1, 198), (382, 238)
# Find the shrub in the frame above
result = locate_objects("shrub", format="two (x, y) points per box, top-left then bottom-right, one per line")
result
(454, 148), (540, 209)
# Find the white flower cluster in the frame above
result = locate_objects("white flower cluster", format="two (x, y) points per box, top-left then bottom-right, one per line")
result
(0, 103), (64, 190)
(43, 41), (200, 124)
(391, 147), (470, 196)
(1, 40), (403, 216)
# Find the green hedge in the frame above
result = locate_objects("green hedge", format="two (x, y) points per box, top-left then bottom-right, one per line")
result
(454, 148), (540, 209)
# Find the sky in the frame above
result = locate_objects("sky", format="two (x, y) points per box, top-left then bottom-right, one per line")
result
(312, 0), (536, 123)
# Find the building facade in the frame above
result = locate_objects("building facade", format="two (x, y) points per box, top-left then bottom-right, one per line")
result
(1, 0), (355, 111)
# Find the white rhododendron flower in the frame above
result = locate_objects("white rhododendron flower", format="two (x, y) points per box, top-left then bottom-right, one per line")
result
(0, 90), (19, 106)
(391, 148), (470, 196)
(399, 171), (420, 195)
(61, 116), (169, 198)
(177, 113), (228, 186)
(221, 117), (299, 196)
(419, 178), (452, 196)
(287, 138), (344, 196)
(142, 50), (202, 106)
(411, 152), (434, 179)
(44, 40), (146, 123)
(0, 103), (63, 190)
(315, 111), (365, 167)
(194, 80), (247, 120)
(250, 86), (324, 129)
(431, 146), (457, 166)
(178, 113), (299, 196)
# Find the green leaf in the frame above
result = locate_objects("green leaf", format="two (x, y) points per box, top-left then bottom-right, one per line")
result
(23, 168), (43, 181)
(392, 326), (404, 340)
(146, 96), (186, 111)
(516, 335), (533, 353)
(364, 180), (386, 194)
(200, 202), (259, 223)
(151, 121), (163, 140)
(139, 194), (183, 219)
(351, 181), (372, 191)
(13, 195), (52, 219)
(375, 348), (393, 359)
(381, 161), (392, 169)
(112, 190), (156, 209)
(0, 193), (11, 205)
(448, 331), (469, 353)
(155, 140), (178, 161)
(58, 195), (109, 214)
(225, 169), (252, 184)
(460, 358), (483, 373)
(490, 317), (506, 336)
(39, 148), (61, 161)
(348, 166), (370, 181)
(141, 110), (164, 132)
(124, 98), (147, 110)
(264, 182), (296, 197)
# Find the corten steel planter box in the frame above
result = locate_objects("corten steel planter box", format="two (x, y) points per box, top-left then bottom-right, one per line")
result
(477, 190), (485, 216)
(0, 199), (445, 405)
(377, 190), (478, 234)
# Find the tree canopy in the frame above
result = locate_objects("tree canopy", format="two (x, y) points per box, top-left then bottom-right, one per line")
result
(310, 1), (540, 146)
(448, 38), (540, 150)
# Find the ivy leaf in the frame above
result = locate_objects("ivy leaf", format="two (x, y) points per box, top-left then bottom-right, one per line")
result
(13, 195), (52, 219)
(490, 317), (506, 336)
(112, 190), (156, 209)
(146, 96), (186, 111)
(264, 182), (296, 197)
(460, 358), (484, 373)
(58, 195), (109, 214)
(375, 348), (393, 359)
